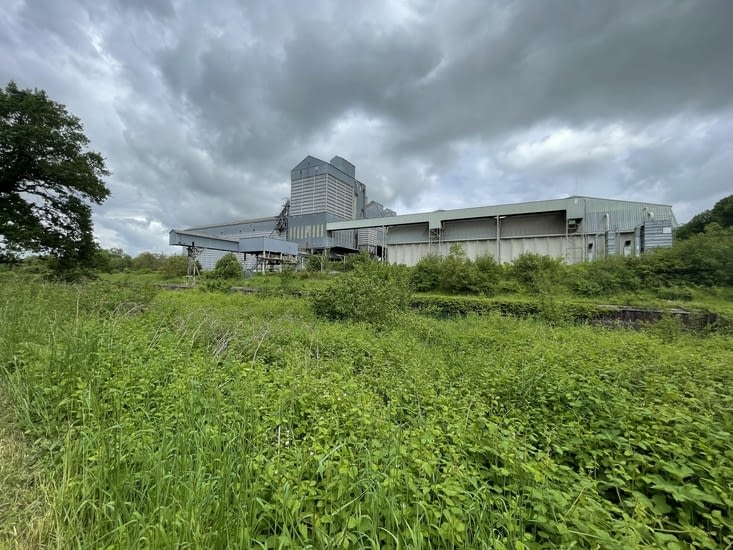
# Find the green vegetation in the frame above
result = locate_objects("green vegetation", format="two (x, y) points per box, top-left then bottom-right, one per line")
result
(311, 261), (410, 326)
(2, 199), (733, 547)
(411, 246), (502, 295)
(1, 276), (732, 548)
(0, 81), (110, 274)
(407, 228), (733, 305)
(676, 194), (733, 240)
(212, 252), (244, 279)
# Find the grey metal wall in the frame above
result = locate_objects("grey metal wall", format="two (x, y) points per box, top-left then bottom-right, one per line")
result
(388, 224), (430, 244)
(500, 212), (566, 238)
(641, 220), (674, 251)
(387, 236), (567, 266)
(287, 213), (328, 250)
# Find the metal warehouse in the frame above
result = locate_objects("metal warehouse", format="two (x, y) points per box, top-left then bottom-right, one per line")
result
(170, 155), (677, 269)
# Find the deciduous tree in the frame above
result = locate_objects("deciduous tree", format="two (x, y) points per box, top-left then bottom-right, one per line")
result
(0, 81), (110, 269)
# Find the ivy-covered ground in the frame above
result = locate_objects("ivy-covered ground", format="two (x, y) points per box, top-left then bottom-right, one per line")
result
(1, 280), (732, 548)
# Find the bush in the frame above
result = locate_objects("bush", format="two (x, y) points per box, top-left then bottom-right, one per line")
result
(94, 248), (132, 273)
(565, 255), (642, 296)
(199, 278), (234, 293)
(410, 254), (443, 292)
(439, 244), (480, 294)
(511, 252), (563, 293)
(653, 226), (733, 286)
(474, 254), (503, 295)
(160, 255), (190, 279)
(311, 261), (410, 326)
(211, 253), (242, 280)
(344, 251), (373, 271)
(306, 252), (328, 273)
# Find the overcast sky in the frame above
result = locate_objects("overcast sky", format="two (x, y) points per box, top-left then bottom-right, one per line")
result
(2, 0), (732, 255)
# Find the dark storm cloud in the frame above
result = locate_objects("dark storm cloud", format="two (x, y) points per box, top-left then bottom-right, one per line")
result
(1, 0), (732, 254)
(383, 1), (733, 152)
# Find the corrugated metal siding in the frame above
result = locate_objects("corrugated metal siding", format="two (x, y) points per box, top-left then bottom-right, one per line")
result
(331, 230), (357, 249)
(642, 220), (674, 251)
(499, 237), (565, 264)
(326, 174), (355, 220)
(290, 174), (328, 216)
(357, 228), (385, 247)
(237, 237), (298, 255)
(388, 224), (430, 244)
(329, 196), (676, 232)
(291, 169), (355, 220)
(500, 213), (566, 238)
(580, 198), (677, 233)
(442, 219), (492, 240)
(606, 232), (617, 255)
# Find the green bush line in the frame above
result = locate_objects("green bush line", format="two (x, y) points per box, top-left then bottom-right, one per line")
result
(409, 294), (729, 331)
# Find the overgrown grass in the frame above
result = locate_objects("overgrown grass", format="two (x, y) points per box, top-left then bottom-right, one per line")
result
(1, 278), (732, 548)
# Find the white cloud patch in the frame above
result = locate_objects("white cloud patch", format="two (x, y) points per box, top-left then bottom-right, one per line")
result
(499, 124), (654, 173)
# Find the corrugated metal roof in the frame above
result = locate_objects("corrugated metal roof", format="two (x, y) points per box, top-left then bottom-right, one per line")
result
(327, 196), (677, 232)
(184, 216), (278, 231)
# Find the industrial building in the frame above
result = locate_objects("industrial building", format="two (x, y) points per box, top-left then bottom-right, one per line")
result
(170, 155), (677, 269)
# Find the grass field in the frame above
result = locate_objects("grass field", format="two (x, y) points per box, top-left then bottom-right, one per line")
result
(1, 278), (732, 548)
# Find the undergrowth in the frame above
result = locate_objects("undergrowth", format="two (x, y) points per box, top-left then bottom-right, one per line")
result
(0, 279), (732, 548)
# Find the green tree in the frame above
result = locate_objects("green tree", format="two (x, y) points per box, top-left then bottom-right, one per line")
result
(160, 254), (190, 279)
(651, 225), (733, 286)
(344, 250), (373, 271)
(676, 194), (733, 239)
(0, 81), (110, 268)
(94, 248), (132, 273)
(131, 252), (164, 272)
(306, 251), (329, 272)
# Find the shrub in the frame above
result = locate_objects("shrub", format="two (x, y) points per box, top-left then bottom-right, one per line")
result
(474, 254), (503, 295)
(410, 254), (443, 292)
(344, 251), (373, 271)
(160, 255), (190, 279)
(511, 252), (563, 293)
(211, 253), (242, 280)
(439, 244), (480, 294)
(565, 255), (641, 296)
(311, 261), (410, 326)
(653, 226), (733, 286)
(306, 252), (328, 273)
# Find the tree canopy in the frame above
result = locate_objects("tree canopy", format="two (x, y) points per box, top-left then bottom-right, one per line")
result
(0, 81), (110, 269)
(676, 194), (733, 239)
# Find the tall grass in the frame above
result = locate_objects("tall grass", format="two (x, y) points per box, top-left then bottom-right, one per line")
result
(0, 278), (732, 548)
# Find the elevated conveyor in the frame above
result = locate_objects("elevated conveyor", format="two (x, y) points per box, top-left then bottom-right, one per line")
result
(169, 230), (299, 273)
